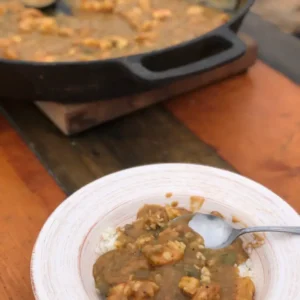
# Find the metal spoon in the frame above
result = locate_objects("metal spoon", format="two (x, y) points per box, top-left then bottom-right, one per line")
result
(172, 213), (300, 249)
(21, 0), (72, 15)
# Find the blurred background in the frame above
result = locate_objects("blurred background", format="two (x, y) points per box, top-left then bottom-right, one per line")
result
(253, 0), (300, 36)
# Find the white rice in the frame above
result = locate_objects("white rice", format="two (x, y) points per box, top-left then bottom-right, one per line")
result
(95, 227), (253, 279)
(238, 259), (254, 278)
(95, 227), (118, 255)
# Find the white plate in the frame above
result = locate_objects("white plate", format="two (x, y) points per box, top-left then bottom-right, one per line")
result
(31, 163), (300, 300)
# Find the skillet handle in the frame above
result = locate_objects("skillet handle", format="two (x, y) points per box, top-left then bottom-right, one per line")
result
(122, 28), (246, 83)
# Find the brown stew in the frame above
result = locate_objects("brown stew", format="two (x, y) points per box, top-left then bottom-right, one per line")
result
(93, 204), (255, 299)
(0, 0), (229, 62)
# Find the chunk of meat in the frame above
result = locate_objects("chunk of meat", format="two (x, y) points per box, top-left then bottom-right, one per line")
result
(139, 19), (157, 32)
(135, 31), (156, 45)
(120, 7), (144, 29)
(186, 5), (204, 15)
(109, 36), (129, 49)
(152, 9), (172, 21)
(142, 240), (186, 266)
(107, 283), (131, 300)
(165, 205), (190, 220)
(235, 277), (255, 300)
(178, 276), (200, 296)
(135, 233), (155, 248)
(192, 284), (221, 300)
(107, 280), (159, 300)
(80, 0), (115, 13)
(158, 226), (180, 243)
(130, 280), (159, 299)
(137, 205), (169, 230)
(139, 0), (151, 11)
(200, 267), (211, 284)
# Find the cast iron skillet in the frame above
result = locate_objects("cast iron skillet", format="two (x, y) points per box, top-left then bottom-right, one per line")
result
(0, 0), (254, 103)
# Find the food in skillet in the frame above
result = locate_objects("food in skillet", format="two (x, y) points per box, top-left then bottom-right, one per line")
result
(93, 202), (256, 299)
(0, 0), (229, 62)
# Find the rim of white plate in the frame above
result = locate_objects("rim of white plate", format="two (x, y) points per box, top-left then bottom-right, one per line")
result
(31, 163), (300, 300)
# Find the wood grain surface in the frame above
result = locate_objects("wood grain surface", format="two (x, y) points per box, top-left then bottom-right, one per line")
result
(0, 114), (65, 300)
(2, 102), (234, 195)
(166, 61), (300, 212)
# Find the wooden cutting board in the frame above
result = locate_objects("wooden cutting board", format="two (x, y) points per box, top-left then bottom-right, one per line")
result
(35, 34), (257, 135)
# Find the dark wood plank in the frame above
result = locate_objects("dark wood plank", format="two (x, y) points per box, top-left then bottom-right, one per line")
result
(241, 13), (300, 83)
(1, 102), (234, 195)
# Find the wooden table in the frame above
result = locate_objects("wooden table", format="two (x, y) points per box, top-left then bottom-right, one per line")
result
(0, 12), (300, 300)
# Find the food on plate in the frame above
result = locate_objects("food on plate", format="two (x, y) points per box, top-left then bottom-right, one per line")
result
(0, 0), (229, 62)
(21, 0), (55, 8)
(93, 202), (256, 299)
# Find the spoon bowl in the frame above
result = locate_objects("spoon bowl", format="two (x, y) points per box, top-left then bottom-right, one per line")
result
(173, 213), (300, 249)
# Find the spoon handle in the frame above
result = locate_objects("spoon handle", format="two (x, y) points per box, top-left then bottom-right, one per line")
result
(240, 226), (300, 235)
